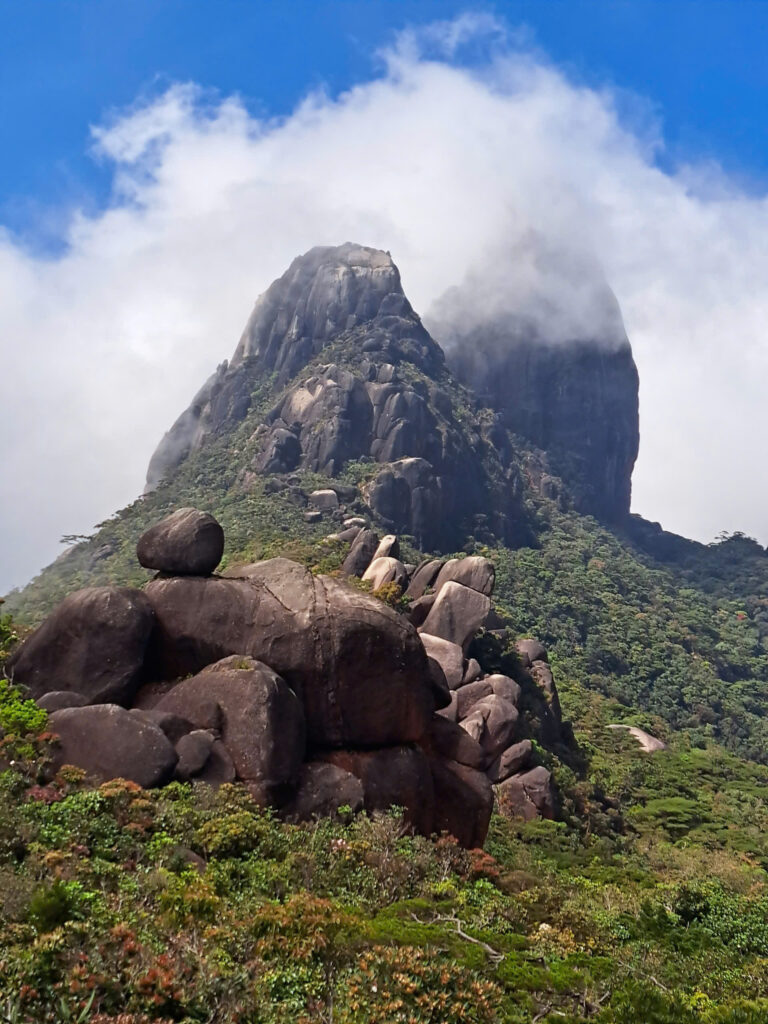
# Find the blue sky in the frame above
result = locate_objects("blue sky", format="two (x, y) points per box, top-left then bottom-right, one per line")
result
(3, 0), (768, 249)
(3, 2), (768, 592)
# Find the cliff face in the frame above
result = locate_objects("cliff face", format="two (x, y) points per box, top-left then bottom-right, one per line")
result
(146, 244), (443, 491)
(443, 328), (639, 522)
(146, 242), (639, 545)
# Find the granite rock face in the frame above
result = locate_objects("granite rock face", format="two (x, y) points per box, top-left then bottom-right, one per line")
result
(428, 259), (640, 523)
(144, 245), (499, 550)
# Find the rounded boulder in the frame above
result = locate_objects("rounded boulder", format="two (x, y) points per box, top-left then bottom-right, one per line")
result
(137, 507), (224, 576)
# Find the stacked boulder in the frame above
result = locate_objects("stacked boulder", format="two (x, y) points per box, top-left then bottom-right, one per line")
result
(7, 507), (559, 847)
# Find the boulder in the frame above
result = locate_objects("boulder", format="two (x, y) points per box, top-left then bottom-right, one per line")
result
(37, 691), (88, 712)
(362, 556), (408, 591)
(419, 582), (490, 651)
(462, 659), (482, 684)
(426, 658), (452, 710)
(7, 587), (155, 706)
(406, 559), (444, 599)
(459, 695), (519, 761)
(435, 691), (458, 722)
(496, 766), (557, 821)
(175, 730), (216, 780)
(144, 560), (435, 749)
(309, 489), (339, 510)
(372, 535), (400, 561)
(515, 639), (548, 666)
(341, 528), (379, 577)
(130, 709), (196, 744)
(49, 704), (177, 788)
(304, 510), (322, 524)
(196, 741), (237, 786)
(426, 716), (487, 770)
(456, 679), (493, 719)
(433, 557), (495, 597)
(530, 662), (562, 721)
(344, 517), (368, 529)
(136, 508), (224, 576)
(407, 593), (436, 628)
(155, 655), (305, 802)
(420, 633), (465, 690)
(430, 758), (493, 848)
(283, 762), (365, 822)
(486, 739), (533, 784)
(320, 747), (434, 836)
(485, 674), (522, 706)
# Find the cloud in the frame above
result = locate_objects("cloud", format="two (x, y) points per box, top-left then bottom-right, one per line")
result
(3, 15), (768, 592)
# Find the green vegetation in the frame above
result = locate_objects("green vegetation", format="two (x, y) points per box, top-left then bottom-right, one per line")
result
(1, 708), (768, 1022)
(6, 331), (768, 1019)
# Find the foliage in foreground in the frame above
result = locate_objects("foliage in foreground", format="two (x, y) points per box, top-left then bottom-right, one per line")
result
(2, 673), (768, 1024)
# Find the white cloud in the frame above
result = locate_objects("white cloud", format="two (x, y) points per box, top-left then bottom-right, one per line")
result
(3, 17), (768, 593)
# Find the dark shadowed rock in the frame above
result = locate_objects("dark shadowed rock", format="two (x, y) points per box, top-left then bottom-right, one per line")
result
(49, 704), (177, 787)
(419, 582), (490, 651)
(406, 559), (444, 599)
(341, 528), (380, 577)
(144, 560), (435, 749)
(137, 508), (224, 576)
(430, 758), (493, 848)
(497, 766), (557, 821)
(7, 587), (154, 706)
(37, 692), (88, 712)
(422, 653), (451, 711)
(486, 739), (533, 783)
(283, 762), (365, 822)
(130, 709), (196, 744)
(175, 730), (215, 781)
(197, 741), (237, 786)
(426, 716), (487, 770)
(530, 661), (562, 721)
(155, 655), (304, 801)
(320, 747), (434, 836)
(420, 633), (465, 690)
(433, 557), (495, 597)
(455, 679), (493, 720)
(407, 593), (436, 628)
(435, 691), (458, 722)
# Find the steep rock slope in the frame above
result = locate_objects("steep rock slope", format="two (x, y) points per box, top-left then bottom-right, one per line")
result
(427, 270), (640, 522)
(144, 243), (528, 551)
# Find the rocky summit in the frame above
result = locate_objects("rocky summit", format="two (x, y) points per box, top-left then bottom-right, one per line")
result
(7, 508), (564, 848)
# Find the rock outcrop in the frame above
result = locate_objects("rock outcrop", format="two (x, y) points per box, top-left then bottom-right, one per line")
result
(11, 508), (567, 847)
(429, 266), (640, 523)
(144, 244), (509, 550)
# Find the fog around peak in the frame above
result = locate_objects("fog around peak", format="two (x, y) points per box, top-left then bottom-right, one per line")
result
(3, 14), (768, 591)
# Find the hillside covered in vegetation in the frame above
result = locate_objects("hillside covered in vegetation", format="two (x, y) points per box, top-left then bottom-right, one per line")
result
(5, 243), (768, 1022)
